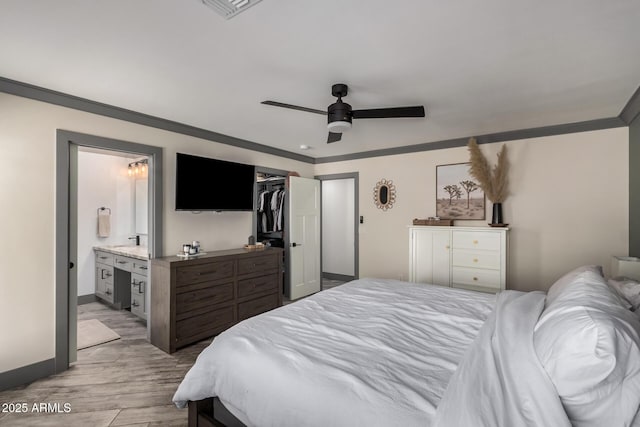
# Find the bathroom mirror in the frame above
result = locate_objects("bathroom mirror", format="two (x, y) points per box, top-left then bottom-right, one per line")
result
(373, 179), (396, 211)
(135, 178), (148, 235)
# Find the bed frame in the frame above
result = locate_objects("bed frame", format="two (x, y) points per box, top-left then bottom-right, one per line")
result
(188, 397), (246, 427)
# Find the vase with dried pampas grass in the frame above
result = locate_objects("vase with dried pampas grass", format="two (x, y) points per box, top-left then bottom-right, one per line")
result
(467, 137), (509, 226)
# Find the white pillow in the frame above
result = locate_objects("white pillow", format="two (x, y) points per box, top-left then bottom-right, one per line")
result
(535, 267), (640, 426)
(544, 265), (604, 307)
(608, 277), (640, 311)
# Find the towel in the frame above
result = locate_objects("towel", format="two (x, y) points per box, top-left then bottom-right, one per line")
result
(98, 212), (110, 238)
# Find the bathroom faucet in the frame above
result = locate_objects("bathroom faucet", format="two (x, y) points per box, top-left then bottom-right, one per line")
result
(129, 235), (140, 246)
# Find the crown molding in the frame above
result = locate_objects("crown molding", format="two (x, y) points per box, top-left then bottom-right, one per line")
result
(1, 76), (637, 164)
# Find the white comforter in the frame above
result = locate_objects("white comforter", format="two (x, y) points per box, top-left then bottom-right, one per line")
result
(173, 278), (495, 426)
(434, 290), (571, 426)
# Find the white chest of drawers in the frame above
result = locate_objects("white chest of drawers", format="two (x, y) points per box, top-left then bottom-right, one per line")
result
(409, 226), (509, 293)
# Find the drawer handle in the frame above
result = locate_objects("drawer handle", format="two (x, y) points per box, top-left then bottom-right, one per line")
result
(132, 300), (139, 307)
(99, 256), (108, 260)
(445, 245), (450, 250)
(197, 270), (220, 276)
(473, 258), (478, 263)
(139, 266), (148, 270)
(132, 280), (145, 293)
(473, 240), (479, 245)
(105, 289), (112, 295)
(117, 260), (127, 264)
(473, 277), (478, 281)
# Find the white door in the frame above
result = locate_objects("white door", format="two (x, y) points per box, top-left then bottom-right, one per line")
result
(409, 228), (450, 286)
(287, 176), (321, 300)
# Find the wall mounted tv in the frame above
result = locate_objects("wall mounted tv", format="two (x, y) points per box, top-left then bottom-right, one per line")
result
(175, 153), (255, 211)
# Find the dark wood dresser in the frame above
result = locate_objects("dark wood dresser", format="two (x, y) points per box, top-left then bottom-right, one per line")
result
(150, 247), (283, 353)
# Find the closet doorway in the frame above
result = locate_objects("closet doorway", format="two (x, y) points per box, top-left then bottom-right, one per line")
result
(317, 173), (359, 286)
(55, 130), (162, 373)
(254, 167), (321, 300)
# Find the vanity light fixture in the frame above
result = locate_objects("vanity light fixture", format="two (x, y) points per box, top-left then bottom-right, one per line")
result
(201, 0), (263, 19)
(128, 159), (148, 178)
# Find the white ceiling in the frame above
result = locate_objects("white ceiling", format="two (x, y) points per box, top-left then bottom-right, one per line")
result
(1, 0), (639, 159)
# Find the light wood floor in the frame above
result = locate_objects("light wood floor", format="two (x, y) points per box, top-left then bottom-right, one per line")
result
(0, 302), (211, 427)
(0, 279), (345, 427)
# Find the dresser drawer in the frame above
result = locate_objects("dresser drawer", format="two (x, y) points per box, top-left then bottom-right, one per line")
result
(176, 304), (235, 343)
(96, 263), (114, 282)
(238, 293), (279, 321)
(131, 272), (146, 294)
(176, 281), (235, 315)
(95, 251), (114, 266)
(238, 273), (279, 298)
(132, 260), (148, 276)
(238, 254), (278, 276)
(97, 281), (115, 303)
(114, 255), (134, 272)
(131, 284), (145, 319)
(452, 249), (500, 270)
(452, 266), (501, 290)
(176, 261), (234, 285)
(452, 231), (501, 251)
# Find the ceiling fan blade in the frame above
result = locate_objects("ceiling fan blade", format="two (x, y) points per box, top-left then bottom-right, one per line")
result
(327, 132), (342, 143)
(261, 101), (326, 115)
(352, 106), (425, 119)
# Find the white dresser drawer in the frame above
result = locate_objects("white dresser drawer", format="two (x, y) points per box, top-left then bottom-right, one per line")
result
(452, 231), (501, 251)
(95, 251), (114, 266)
(452, 266), (501, 290)
(410, 226), (508, 293)
(452, 249), (501, 270)
(114, 255), (134, 272)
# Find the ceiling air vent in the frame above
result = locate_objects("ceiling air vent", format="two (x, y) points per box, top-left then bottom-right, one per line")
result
(201, 0), (263, 19)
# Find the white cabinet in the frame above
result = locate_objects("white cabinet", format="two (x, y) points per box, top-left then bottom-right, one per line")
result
(94, 248), (148, 320)
(95, 251), (115, 304)
(130, 272), (146, 319)
(409, 226), (508, 293)
(409, 228), (451, 286)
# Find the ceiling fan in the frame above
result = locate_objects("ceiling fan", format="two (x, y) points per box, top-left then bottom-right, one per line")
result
(261, 84), (426, 143)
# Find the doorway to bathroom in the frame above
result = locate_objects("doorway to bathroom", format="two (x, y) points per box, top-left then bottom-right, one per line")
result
(55, 130), (163, 373)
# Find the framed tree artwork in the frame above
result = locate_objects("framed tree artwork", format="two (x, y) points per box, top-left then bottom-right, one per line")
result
(436, 162), (485, 220)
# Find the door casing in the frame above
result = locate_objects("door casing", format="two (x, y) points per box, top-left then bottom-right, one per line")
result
(315, 172), (360, 283)
(55, 130), (163, 373)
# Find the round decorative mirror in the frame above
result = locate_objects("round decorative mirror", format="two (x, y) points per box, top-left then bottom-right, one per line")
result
(373, 179), (396, 211)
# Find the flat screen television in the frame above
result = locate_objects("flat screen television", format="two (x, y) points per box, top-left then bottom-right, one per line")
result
(175, 153), (255, 211)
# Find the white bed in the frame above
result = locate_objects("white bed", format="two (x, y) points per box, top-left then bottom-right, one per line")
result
(174, 270), (640, 427)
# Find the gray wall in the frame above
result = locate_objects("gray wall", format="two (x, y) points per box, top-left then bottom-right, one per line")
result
(630, 116), (640, 256)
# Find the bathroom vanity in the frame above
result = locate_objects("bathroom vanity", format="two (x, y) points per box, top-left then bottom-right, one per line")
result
(94, 245), (149, 320)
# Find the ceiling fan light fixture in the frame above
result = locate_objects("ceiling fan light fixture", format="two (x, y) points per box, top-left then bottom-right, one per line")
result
(201, 0), (263, 19)
(327, 121), (352, 133)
